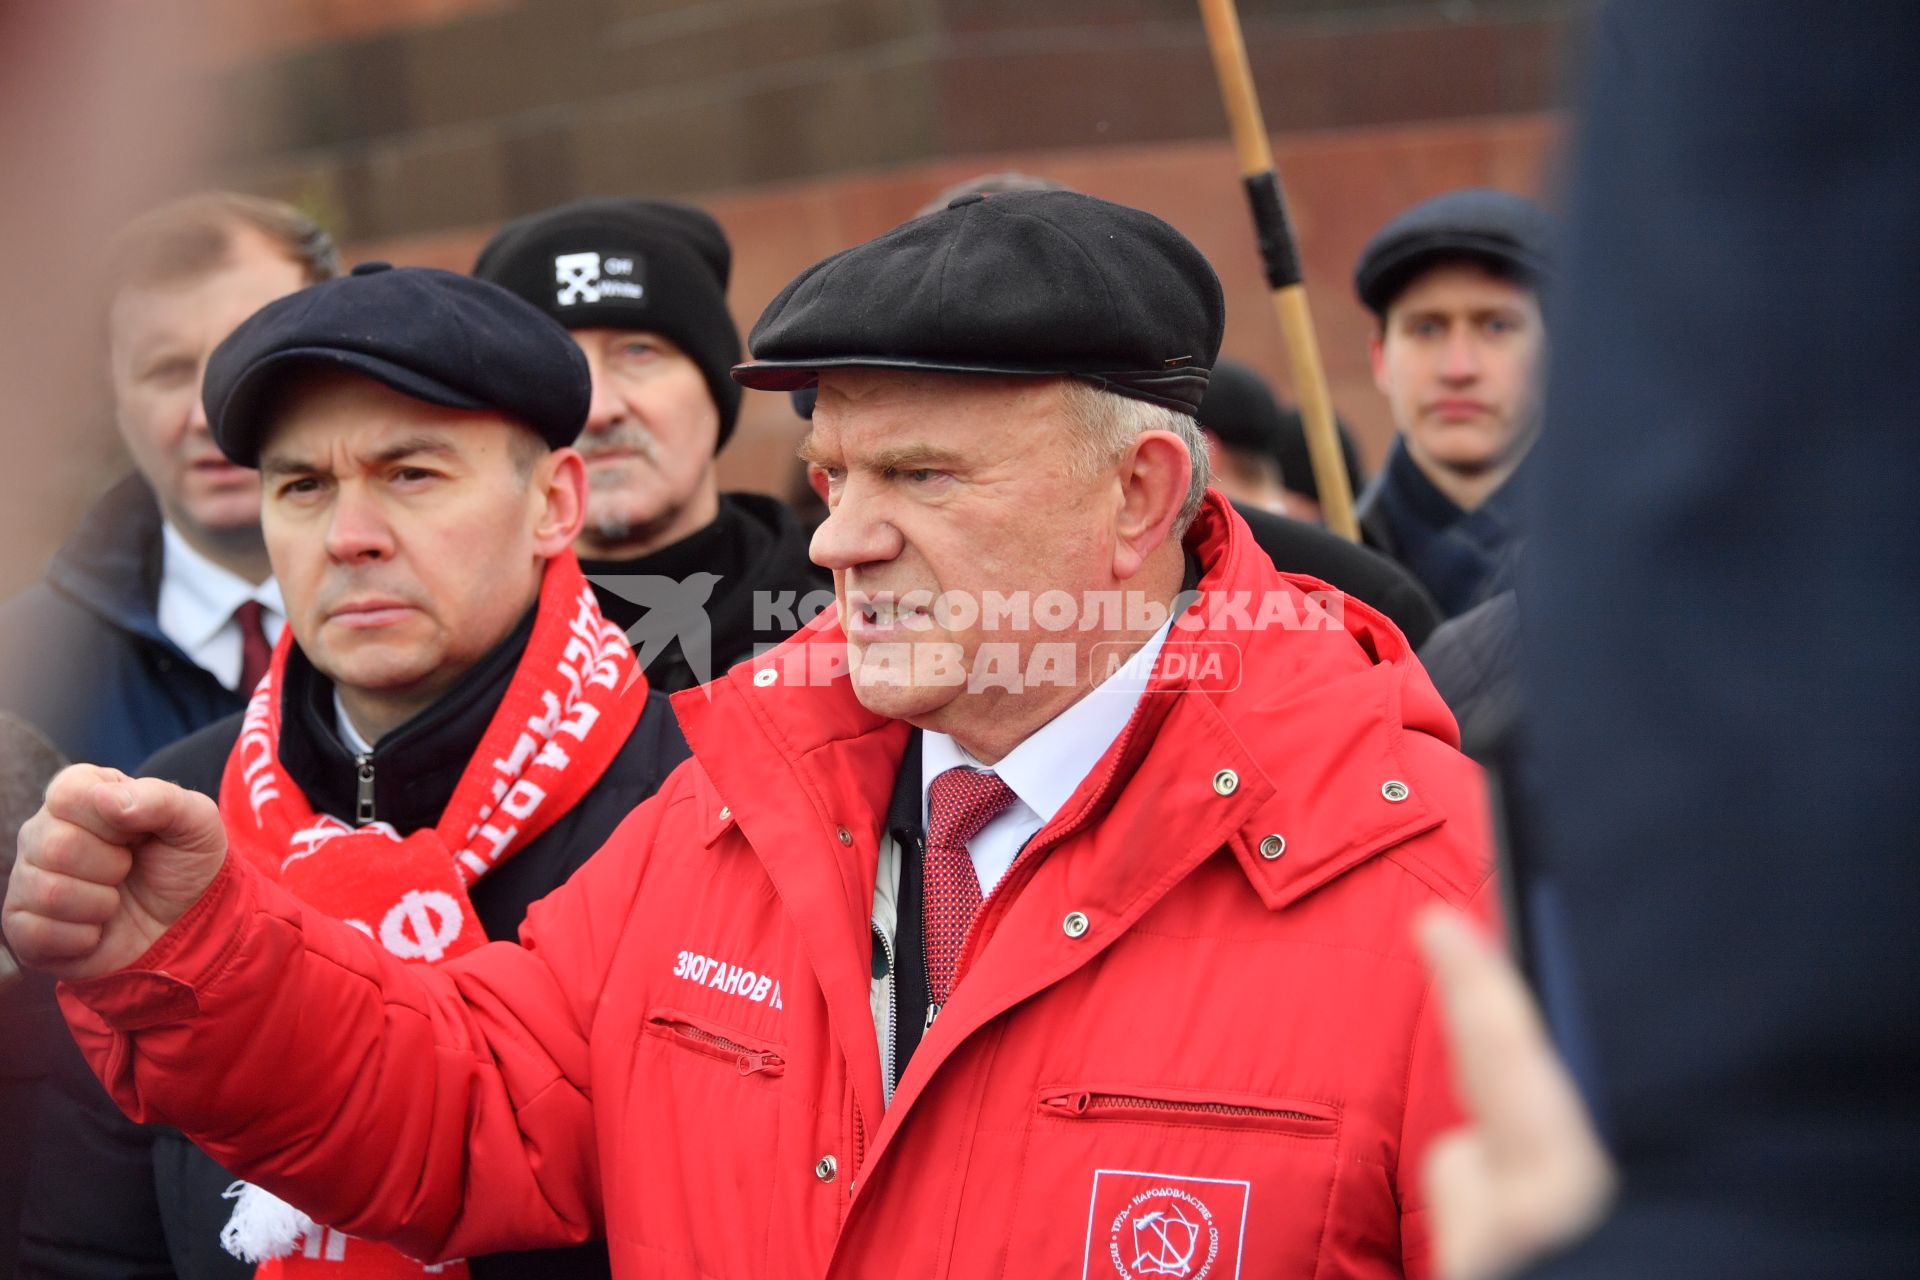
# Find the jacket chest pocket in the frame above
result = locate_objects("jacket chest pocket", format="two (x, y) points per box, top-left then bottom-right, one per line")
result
(988, 1083), (1344, 1280)
(607, 1008), (786, 1278)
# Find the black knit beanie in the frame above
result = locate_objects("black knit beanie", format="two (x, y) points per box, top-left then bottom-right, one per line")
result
(473, 197), (744, 449)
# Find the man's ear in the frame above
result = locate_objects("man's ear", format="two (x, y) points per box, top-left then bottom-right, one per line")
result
(1111, 429), (1192, 582)
(532, 446), (588, 555)
(1369, 329), (1391, 397)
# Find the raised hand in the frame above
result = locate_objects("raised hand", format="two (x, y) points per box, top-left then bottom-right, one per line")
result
(1418, 907), (1616, 1280)
(3, 765), (228, 981)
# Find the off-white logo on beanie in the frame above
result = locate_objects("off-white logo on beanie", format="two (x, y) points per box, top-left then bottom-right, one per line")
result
(555, 251), (645, 306)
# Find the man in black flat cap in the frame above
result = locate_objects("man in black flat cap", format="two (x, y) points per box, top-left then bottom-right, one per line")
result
(16, 264), (687, 1280)
(14, 192), (1493, 1278)
(473, 199), (829, 692)
(1353, 188), (1554, 619)
(1195, 357), (1297, 516)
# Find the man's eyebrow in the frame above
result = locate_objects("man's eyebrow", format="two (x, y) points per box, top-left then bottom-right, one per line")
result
(258, 452), (319, 479)
(795, 433), (830, 466)
(258, 436), (462, 479)
(866, 443), (969, 472)
(796, 434), (970, 472)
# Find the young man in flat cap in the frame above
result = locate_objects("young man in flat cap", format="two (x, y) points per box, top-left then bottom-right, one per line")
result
(12, 192), (1493, 1278)
(0, 193), (339, 772)
(1353, 187), (1554, 618)
(16, 264), (687, 1280)
(473, 198), (828, 691)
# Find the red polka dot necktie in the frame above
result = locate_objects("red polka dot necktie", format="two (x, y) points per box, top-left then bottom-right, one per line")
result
(923, 766), (1017, 1006)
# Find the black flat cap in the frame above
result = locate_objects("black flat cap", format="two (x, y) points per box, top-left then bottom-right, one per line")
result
(203, 262), (591, 466)
(1198, 359), (1291, 457)
(472, 198), (744, 448)
(734, 190), (1224, 415)
(1354, 188), (1554, 317)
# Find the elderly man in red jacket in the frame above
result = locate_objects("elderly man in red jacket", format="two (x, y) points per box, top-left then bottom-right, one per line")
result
(7, 191), (1492, 1279)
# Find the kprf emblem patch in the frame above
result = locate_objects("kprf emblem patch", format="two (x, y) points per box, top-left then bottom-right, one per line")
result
(1083, 1169), (1249, 1280)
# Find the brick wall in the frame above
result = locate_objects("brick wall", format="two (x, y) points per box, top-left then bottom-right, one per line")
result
(208, 0), (1584, 246)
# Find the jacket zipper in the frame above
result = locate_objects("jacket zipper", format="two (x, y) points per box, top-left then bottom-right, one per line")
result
(913, 832), (950, 1036)
(871, 919), (898, 1102)
(850, 1097), (865, 1201)
(354, 753), (376, 824)
(648, 1017), (785, 1076)
(1041, 1090), (1337, 1133)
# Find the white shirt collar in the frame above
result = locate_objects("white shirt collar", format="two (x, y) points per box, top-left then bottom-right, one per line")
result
(922, 620), (1172, 829)
(334, 690), (377, 755)
(155, 522), (284, 689)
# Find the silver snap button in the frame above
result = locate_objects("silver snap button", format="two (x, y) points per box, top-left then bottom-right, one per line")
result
(717, 805), (731, 822)
(814, 1154), (837, 1182)
(837, 826), (853, 847)
(1258, 834), (1286, 860)
(1212, 769), (1239, 796)
(753, 668), (777, 687)
(1063, 911), (1090, 938)
(1382, 780), (1410, 803)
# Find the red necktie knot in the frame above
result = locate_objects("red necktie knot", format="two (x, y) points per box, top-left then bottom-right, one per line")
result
(927, 766), (1017, 852)
(923, 766), (1017, 1005)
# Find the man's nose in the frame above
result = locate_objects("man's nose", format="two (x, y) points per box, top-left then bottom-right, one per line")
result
(324, 485), (395, 563)
(809, 480), (903, 572)
(1440, 330), (1483, 381)
(187, 363), (212, 435)
(583, 379), (626, 435)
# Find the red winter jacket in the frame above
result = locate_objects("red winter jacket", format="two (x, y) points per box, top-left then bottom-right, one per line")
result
(63, 495), (1493, 1279)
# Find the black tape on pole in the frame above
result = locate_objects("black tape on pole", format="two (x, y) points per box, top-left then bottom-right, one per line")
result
(1243, 170), (1303, 290)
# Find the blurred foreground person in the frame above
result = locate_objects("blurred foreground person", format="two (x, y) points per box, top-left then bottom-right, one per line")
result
(0, 194), (337, 769)
(17, 265), (687, 1280)
(1505, 3), (1920, 1277)
(10, 192), (1491, 1278)
(0, 715), (68, 1278)
(1353, 190), (1552, 618)
(474, 199), (828, 691)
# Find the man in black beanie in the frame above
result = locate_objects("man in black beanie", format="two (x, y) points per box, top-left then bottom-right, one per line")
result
(475, 198), (829, 691)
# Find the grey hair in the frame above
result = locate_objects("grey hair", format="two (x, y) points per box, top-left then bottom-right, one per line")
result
(1059, 379), (1211, 536)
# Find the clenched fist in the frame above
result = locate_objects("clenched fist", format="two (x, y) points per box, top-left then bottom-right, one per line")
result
(2, 765), (228, 981)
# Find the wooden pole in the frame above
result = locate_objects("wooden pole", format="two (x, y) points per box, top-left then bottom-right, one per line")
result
(1197, 0), (1360, 542)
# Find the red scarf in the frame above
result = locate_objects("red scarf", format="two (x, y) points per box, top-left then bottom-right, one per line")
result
(218, 553), (645, 1280)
